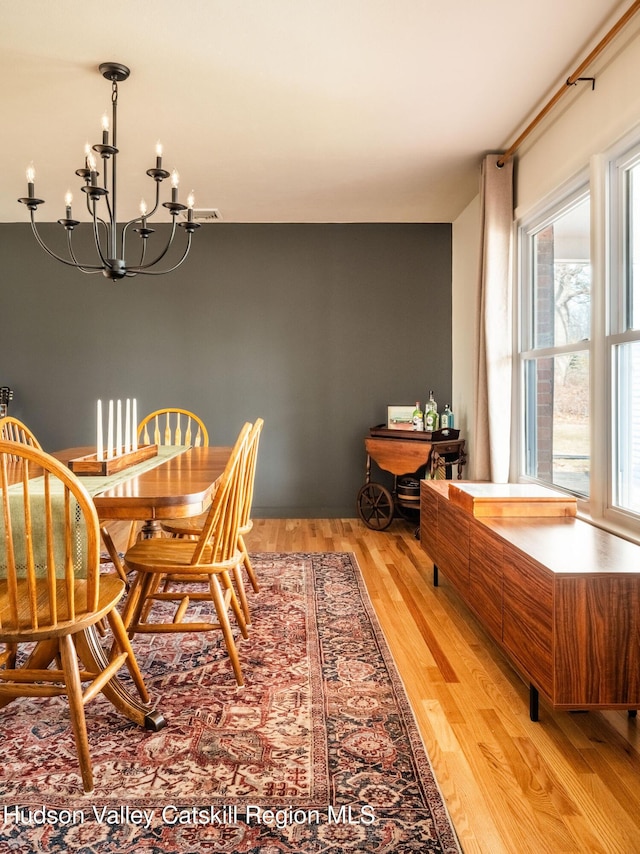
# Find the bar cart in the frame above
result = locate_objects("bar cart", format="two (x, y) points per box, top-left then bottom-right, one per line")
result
(357, 425), (466, 530)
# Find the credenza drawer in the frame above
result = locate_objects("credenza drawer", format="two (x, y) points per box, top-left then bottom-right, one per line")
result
(437, 499), (470, 592)
(469, 525), (503, 643)
(502, 545), (553, 697)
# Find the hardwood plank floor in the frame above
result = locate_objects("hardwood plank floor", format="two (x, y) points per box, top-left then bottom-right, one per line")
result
(110, 517), (640, 853)
(244, 518), (640, 854)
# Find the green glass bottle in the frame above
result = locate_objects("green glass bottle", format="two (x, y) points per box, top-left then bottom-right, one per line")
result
(412, 401), (425, 431)
(424, 390), (438, 432)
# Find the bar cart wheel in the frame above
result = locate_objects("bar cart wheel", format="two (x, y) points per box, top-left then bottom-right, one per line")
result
(356, 482), (394, 530)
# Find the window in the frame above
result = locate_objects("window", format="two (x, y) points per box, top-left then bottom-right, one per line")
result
(520, 194), (591, 497)
(611, 147), (640, 516)
(517, 138), (640, 536)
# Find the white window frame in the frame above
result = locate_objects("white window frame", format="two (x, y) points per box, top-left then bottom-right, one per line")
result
(516, 178), (592, 511)
(605, 137), (640, 530)
(514, 134), (640, 542)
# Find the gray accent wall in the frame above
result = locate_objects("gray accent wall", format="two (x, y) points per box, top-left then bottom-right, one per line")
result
(0, 222), (452, 516)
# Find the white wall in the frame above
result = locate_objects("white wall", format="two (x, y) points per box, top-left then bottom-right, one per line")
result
(516, 15), (640, 219)
(451, 12), (640, 481)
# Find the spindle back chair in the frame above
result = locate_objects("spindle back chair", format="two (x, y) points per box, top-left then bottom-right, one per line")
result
(138, 408), (209, 448)
(0, 441), (149, 793)
(123, 423), (251, 686)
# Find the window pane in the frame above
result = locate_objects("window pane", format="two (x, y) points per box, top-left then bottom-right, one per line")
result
(524, 353), (590, 495)
(532, 199), (591, 348)
(614, 341), (640, 513)
(628, 163), (640, 330)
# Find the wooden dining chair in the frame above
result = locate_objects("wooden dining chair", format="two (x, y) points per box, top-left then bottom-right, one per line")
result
(138, 408), (209, 448)
(0, 417), (127, 585)
(124, 407), (210, 549)
(122, 423), (251, 686)
(161, 418), (264, 623)
(0, 416), (41, 459)
(0, 441), (150, 794)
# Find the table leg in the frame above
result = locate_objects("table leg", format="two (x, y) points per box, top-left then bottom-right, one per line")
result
(140, 519), (163, 539)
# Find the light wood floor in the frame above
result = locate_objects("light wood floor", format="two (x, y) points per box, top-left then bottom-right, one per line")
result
(110, 517), (640, 853)
(244, 518), (640, 854)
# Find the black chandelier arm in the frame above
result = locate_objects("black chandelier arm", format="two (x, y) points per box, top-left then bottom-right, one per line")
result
(103, 180), (114, 228)
(120, 176), (163, 249)
(66, 230), (104, 273)
(137, 235), (148, 268)
(89, 201), (112, 264)
(91, 207), (111, 269)
(121, 223), (154, 271)
(129, 217), (179, 271)
(28, 216), (103, 271)
(128, 232), (194, 275)
(121, 215), (148, 251)
(145, 179), (163, 220)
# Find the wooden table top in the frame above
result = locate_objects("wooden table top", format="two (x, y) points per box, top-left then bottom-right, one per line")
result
(54, 445), (232, 521)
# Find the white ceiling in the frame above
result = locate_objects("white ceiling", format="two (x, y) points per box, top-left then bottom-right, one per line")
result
(1, 0), (634, 224)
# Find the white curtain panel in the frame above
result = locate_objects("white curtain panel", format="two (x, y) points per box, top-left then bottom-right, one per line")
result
(473, 154), (514, 482)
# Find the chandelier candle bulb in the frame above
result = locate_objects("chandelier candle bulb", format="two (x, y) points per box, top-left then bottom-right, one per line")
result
(107, 400), (114, 460)
(155, 141), (163, 170)
(96, 399), (103, 461)
(101, 113), (109, 145)
(171, 170), (179, 203)
(88, 153), (98, 187)
(64, 191), (72, 219)
(26, 164), (35, 198)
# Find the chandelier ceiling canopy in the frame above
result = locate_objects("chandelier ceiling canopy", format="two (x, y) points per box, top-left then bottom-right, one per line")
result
(18, 62), (199, 281)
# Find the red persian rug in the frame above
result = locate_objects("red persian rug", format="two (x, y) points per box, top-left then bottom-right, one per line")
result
(0, 553), (461, 853)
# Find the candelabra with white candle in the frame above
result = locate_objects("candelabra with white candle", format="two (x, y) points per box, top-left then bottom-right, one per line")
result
(97, 397), (139, 459)
(71, 397), (151, 475)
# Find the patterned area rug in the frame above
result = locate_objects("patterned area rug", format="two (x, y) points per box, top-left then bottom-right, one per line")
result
(0, 553), (461, 853)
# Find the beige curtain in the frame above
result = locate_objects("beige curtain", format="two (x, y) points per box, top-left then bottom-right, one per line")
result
(473, 154), (514, 482)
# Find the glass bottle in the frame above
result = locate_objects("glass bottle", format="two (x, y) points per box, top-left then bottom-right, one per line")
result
(424, 390), (438, 431)
(412, 401), (424, 431)
(440, 404), (454, 429)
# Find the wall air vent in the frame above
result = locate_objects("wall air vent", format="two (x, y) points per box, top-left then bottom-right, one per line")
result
(181, 208), (222, 222)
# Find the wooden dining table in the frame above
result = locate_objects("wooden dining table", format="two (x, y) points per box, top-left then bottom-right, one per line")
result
(4, 444), (232, 733)
(56, 444), (233, 535)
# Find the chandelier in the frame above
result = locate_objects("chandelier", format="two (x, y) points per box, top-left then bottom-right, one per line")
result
(18, 62), (199, 281)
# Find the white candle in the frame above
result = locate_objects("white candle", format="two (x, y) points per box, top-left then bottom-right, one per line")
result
(107, 400), (114, 459)
(132, 398), (138, 451)
(125, 398), (131, 451)
(97, 399), (103, 461)
(116, 399), (122, 455)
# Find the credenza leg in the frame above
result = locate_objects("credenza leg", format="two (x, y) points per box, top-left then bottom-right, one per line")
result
(628, 709), (637, 718)
(529, 684), (539, 722)
(433, 564), (439, 587)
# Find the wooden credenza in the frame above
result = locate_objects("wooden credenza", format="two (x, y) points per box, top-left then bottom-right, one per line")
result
(420, 480), (640, 720)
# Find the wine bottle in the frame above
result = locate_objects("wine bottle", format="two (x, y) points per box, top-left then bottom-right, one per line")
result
(424, 390), (438, 431)
(412, 401), (425, 431)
